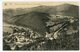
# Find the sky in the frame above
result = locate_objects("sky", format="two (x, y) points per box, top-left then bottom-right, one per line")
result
(3, 2), (79, 9)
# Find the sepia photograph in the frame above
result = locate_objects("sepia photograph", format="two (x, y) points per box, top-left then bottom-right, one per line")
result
(3, 2), (79, 50)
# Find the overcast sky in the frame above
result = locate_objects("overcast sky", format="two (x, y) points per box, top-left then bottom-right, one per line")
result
(3, 2), (78, 9)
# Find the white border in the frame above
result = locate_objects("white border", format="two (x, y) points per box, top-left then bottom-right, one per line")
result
(0, 0), (2, 52)
(3, 0), (79, 2)
(79, 0), (80, 50)
(0, 0), (80, 52)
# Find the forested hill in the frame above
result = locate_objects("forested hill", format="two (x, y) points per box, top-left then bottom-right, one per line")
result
(3, 4), (79, 35)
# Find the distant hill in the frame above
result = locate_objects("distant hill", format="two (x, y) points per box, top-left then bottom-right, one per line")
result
(3, 4), (79, 21)
(3, 4), (79, 35)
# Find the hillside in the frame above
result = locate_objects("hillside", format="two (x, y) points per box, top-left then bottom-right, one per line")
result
(3, 4), (79, 34)
(3, 4), (79, 50)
